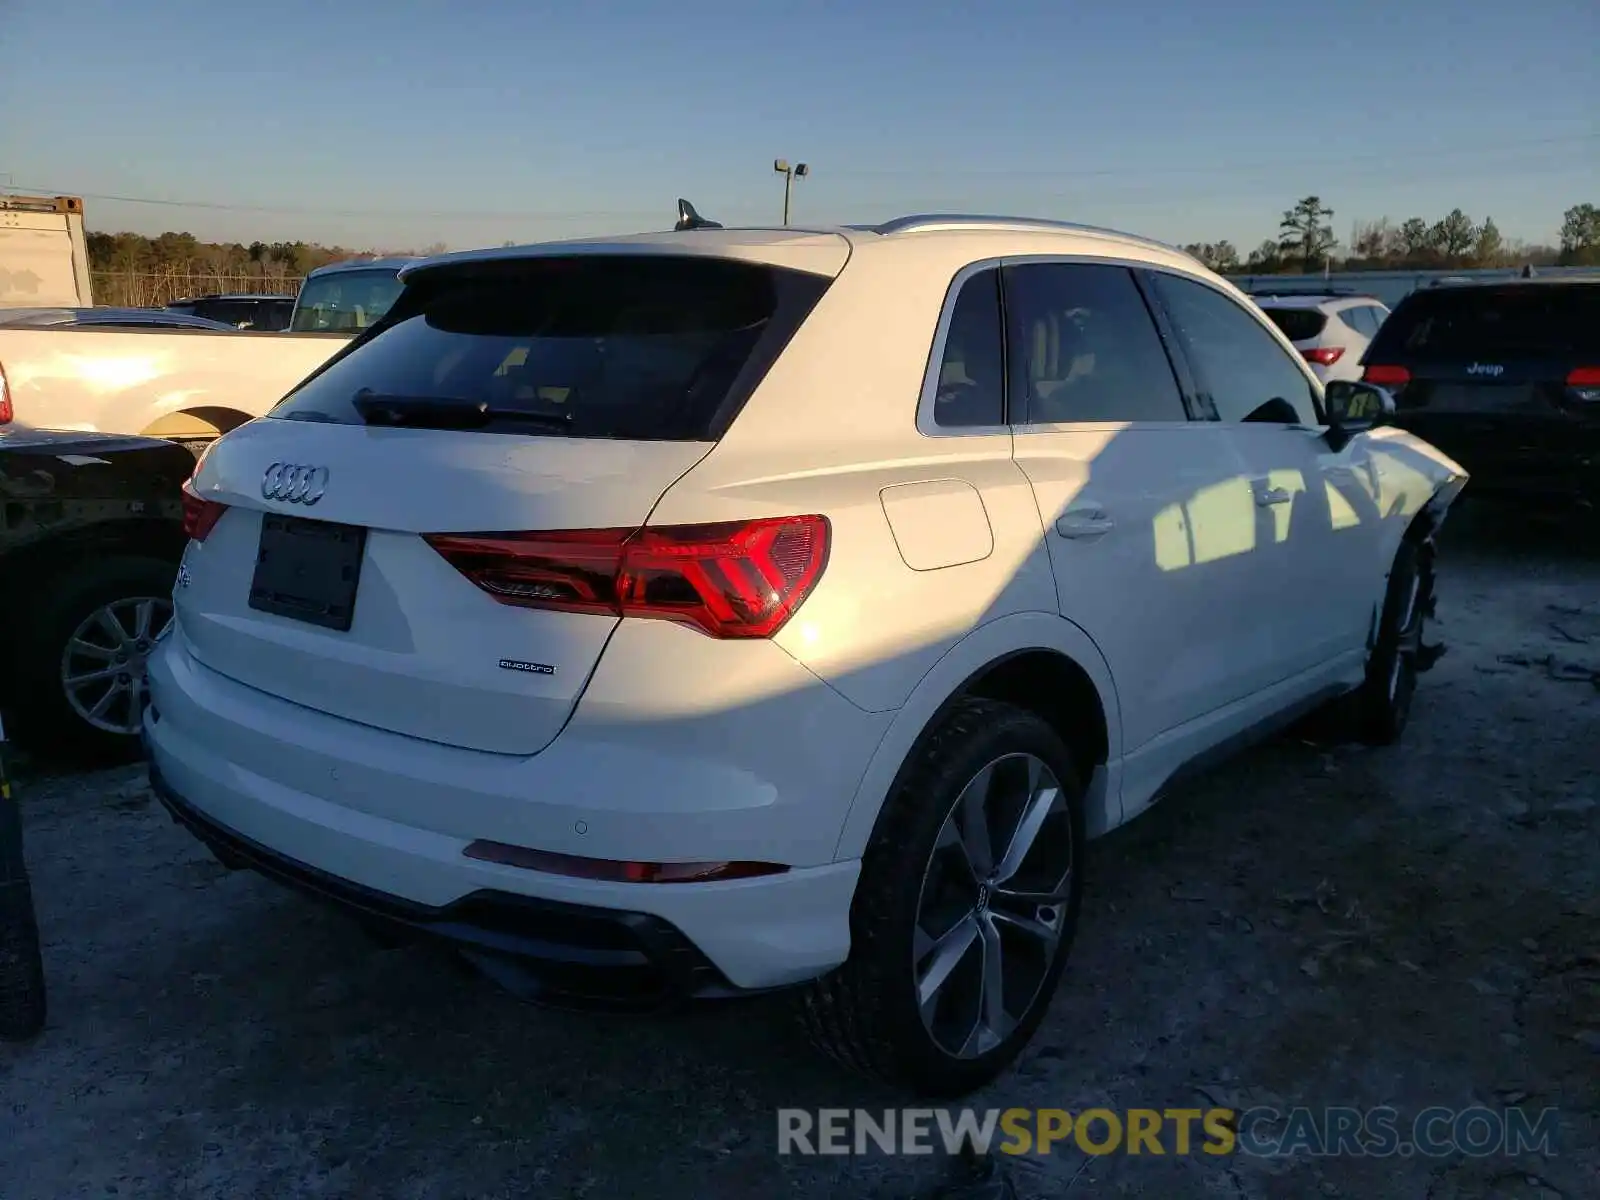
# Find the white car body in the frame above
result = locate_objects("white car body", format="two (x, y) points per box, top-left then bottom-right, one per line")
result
(145, 216), (1466, 1088)
(1250, 293), (1390, 383)
(0, 324), (349, 439)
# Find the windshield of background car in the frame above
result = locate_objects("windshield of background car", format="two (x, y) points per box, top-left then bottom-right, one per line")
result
(289, 269), (406, 332)
(270, 254), (831, 439)
(1259, 307), (1327, 341)
(1367, 283), (1600, 362)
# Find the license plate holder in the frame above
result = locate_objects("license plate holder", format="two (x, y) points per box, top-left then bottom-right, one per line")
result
(249, 514), (366, 632)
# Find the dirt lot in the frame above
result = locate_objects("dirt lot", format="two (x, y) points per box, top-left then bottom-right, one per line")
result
(2, 507), (1596, 1200)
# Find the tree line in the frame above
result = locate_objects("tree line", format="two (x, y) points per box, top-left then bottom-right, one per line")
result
(85, 231), (444, 280)
(81, 198), (1600, 304)
(83, 231), (446, 306)
(1182, 199), (1600, 275)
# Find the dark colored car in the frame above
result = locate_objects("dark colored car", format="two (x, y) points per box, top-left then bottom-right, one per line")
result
(166, 294), (295, 330)
(1362, 279), (1600, 508)
(0, 306), (237, 331)
(0, 426), (191, 759)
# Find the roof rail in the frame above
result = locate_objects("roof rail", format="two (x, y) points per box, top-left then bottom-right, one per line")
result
(870, 213), (1175, 251)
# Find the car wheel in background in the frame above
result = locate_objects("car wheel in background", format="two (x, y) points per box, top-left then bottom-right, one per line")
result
(12, 555), (176, 762)
(801, 697), (1085, 1097)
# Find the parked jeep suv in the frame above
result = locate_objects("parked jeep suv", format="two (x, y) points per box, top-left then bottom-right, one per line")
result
(1362, 278), (1599, 510)
(145, 215), (1467, 1096)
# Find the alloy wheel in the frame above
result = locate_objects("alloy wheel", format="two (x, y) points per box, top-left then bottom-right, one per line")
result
(913, 752), (1075, 1059)
(59, 596), (172, 736)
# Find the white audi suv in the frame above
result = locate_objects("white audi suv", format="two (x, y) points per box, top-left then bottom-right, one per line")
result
(146, 213), (1467, 1096)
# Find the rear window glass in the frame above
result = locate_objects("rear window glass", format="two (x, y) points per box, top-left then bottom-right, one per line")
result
(1259, 307), (1327, 342)
(270, 255), (829, 440)
(1370, 284), (1600, 361)
(290, 268), (406, 332)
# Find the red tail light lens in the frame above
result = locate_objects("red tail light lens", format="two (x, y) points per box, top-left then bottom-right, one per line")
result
(1566, 367), (1600, 388)
(1363, 364), (1411, 386)
(180, 481), (228, 541)
(0, 362), (12, 424)
(463, 839), (789, 883)
(1301, 346), (1345, 366)
(426, 514), (830, 639)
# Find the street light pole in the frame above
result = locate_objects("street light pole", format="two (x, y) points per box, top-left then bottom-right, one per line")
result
(773, 159), (809, 226)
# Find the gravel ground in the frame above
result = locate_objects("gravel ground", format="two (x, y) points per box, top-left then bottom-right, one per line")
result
(2, 507), (1596, 1200)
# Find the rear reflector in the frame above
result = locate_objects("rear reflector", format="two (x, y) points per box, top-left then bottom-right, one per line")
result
(1301, 346), (1345, 366)
(180, 481), (228, 542)
(463, 839), (789, 884)
(426, 514), (830, 639)
(1363, 364), (1411, 386)
(1566, 367), (1600, 388)
(0, 362), (11, 424)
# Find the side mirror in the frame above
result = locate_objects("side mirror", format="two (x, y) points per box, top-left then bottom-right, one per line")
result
(1323, 380), (1392, 451)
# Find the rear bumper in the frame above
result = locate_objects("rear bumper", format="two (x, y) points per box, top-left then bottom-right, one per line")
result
(143, 627), (868, 993)
(148, 760), (727, 1008)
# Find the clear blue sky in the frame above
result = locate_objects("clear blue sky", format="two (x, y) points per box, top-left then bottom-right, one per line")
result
(2, 0), (1595, 253)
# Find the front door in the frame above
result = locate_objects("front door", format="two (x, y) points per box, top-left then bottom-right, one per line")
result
(1143, 270), (1384, 689)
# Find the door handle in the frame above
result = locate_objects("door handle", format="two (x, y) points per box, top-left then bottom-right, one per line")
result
(1255, 486), (1293, 506)
(1055, 508), (1115, 538)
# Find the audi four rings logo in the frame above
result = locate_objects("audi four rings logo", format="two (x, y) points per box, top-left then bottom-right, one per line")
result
(261, 462), (330, 505)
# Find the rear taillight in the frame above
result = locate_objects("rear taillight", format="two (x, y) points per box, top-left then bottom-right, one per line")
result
(180, 481), (228, 542)
(426, 514), (830, 639)
(1301, 346), (1345, 366)
(1566, 367), (1600, 400)
(1363, 364), (1411, 386)
(0, 362), (12, 424)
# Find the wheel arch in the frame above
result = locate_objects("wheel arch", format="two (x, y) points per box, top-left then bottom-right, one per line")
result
(833, 611), (1124, 861)
(0, 520), (183, 643)
(1364, 477), (1457, 649)
(140, 406), (254, 440)
(0, 521), (183, 707)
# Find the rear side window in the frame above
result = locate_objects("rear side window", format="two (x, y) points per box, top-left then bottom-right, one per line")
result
(931, 268), (1006, 428)
(1370, 284), (1600, 362)
(1260, 307), (1327, 342)
(1348, 305), (1386, 337)
(194, 300), (252, 326)
(271, 255), (831, 440)
(1003, 262), (1187, 423)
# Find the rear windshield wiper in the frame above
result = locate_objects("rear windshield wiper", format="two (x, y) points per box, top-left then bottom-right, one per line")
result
(351, 390), (575, 431)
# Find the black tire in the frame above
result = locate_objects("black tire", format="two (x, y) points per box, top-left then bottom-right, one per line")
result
(800, 697), (1085, 1097)
(10, 555), (177, 762)
(0, 881), (47, 1042)
(1356, 539), (1428, 746)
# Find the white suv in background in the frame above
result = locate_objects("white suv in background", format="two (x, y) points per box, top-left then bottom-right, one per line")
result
(1250, 291), (1390, 382)
(147, 215), (1466, 1097)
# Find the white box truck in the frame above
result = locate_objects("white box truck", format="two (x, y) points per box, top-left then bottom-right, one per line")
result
(0, 194), (94, 309)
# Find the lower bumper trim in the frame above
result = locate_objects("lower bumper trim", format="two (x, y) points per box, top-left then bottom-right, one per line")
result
(147, 762), (748, 1010)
